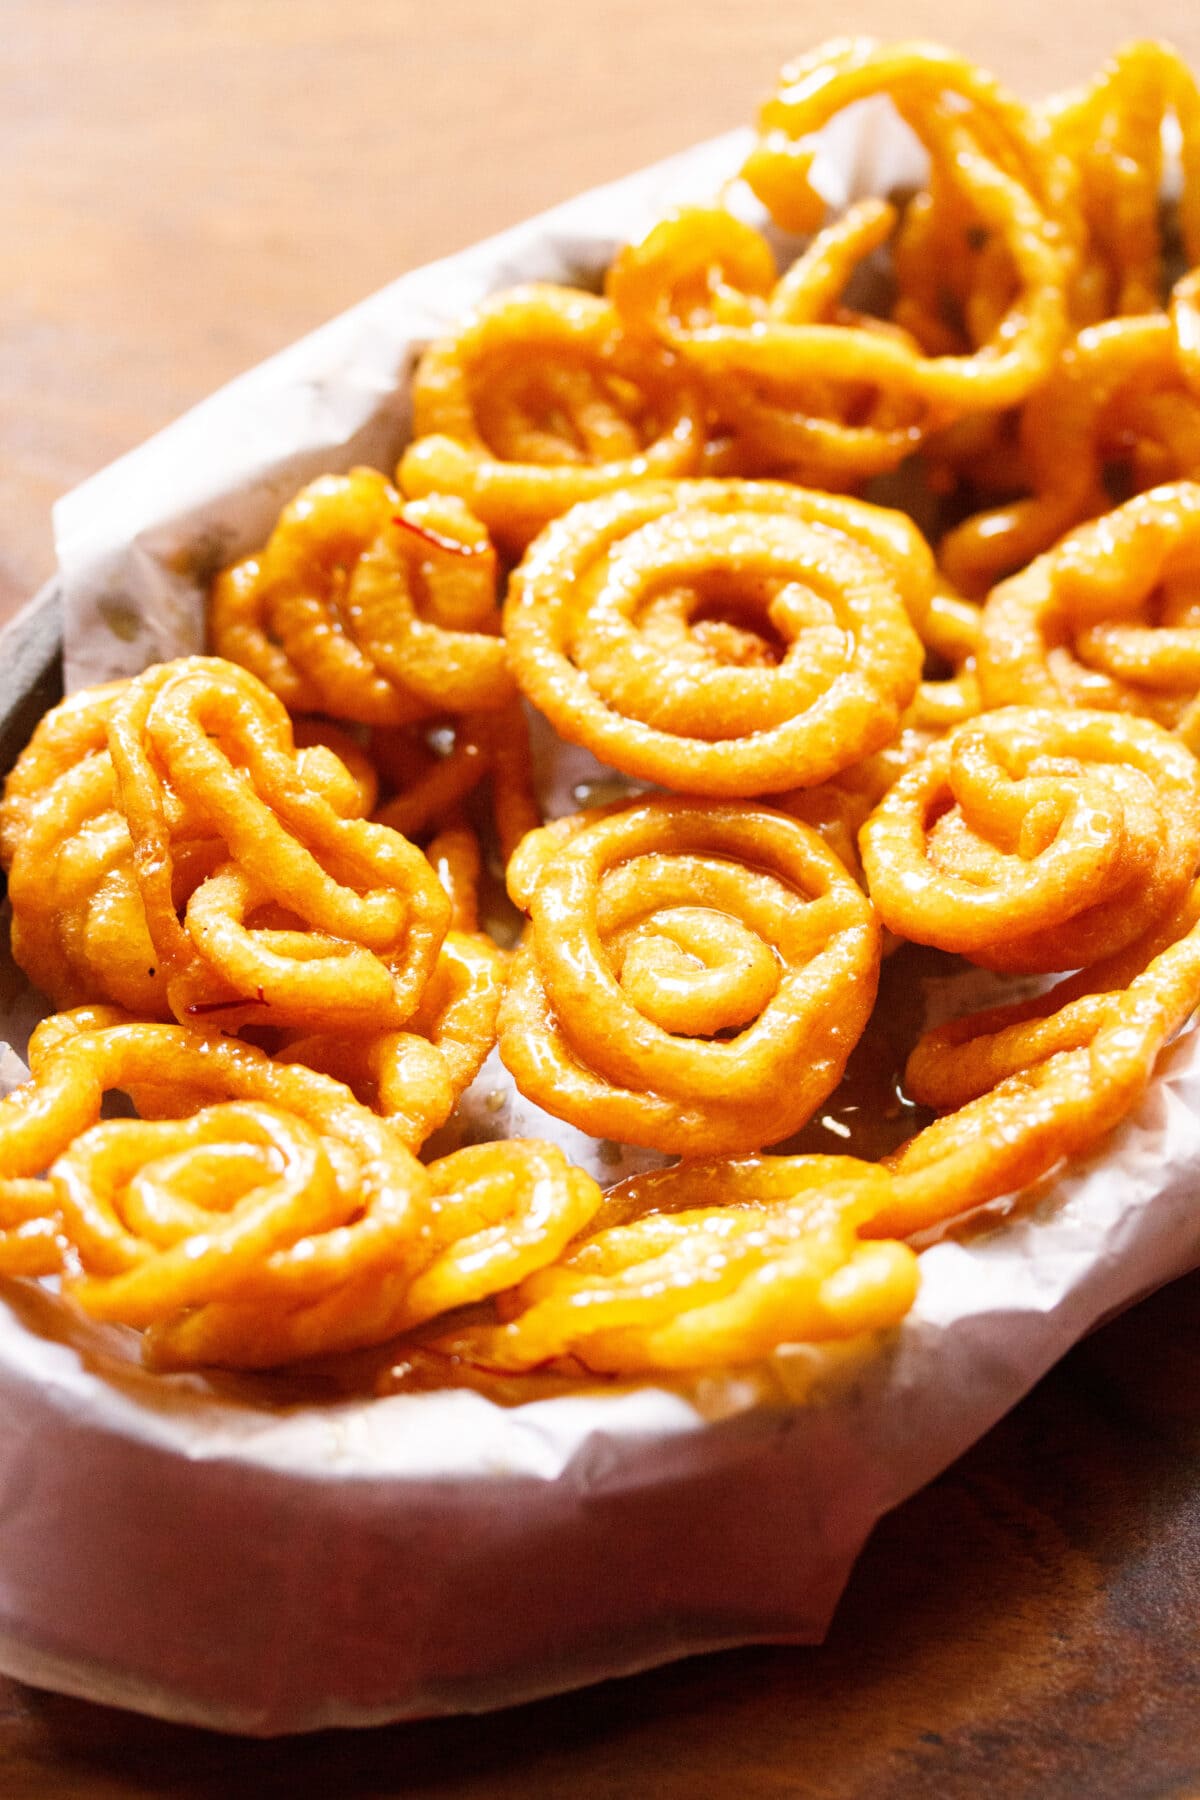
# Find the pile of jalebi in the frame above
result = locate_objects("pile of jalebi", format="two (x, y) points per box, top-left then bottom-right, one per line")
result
(5, 34), (1200, 1383)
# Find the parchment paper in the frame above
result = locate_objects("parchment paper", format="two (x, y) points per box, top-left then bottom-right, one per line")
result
(0, 105), (1194, 1736)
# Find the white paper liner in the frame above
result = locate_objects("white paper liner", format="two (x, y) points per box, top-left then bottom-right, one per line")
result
(0, 108), (1192, 1735)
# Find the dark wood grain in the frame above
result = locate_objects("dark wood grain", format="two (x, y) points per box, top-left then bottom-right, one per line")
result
(5, 2), (1200, 1792)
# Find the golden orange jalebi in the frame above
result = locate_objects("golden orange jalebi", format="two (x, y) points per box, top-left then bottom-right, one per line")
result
(0, 1009), (604, 1370)
(874, 889), (1200, 1236)
(740, 41), (1072, 413)
(443, 1155), (917, 1373)
(497, 798), (880, 1154)
(0, 1007), (430, 1288)
(941, 285), (1200, 594)
(504, 479), (925, 795)
(275, 927), (506, 1148)
(209, 468), (515, 724)
(608, 201), (930, 485)
(1, 660), (457, 1031)
(104, 657), (451, 1033)
(860, 705), (1200, 972)
(397, 284), (705, 551)
(138, 1139), (601, 1372)
(1044, 39), (1200, 322)
(903, 875), (1200, 1114)
(978, 482), (1200, 748)
(0, 682), (166, 1016)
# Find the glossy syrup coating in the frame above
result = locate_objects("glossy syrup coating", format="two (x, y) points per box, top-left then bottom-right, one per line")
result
(398, 283), (706, 551)
(978, 481), (1200, 746)
(209, 466), (515, 724)
(497, 798), (881, 1155)
(504, 479), (925, 796)
(860, 705), (1200, 972)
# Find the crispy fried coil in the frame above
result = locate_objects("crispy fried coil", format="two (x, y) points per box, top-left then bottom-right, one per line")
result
(735, 39), (1070, 417)
(105, 657), (450, 1032)
(978, 482), (1200, 749)
(1, 684), (168, 1016)
(860, 706), (1200, 973)
(608, 201), (930, 484)
(873, 892), (1200, 1237)
(0, 1010), (598, 1370)
(497, 799), (881, 1155)
(0, 1007), (430, 1289)
(144, 1139), (602, 1372)
(397, 284), (706, 551)
(942, 288), (1200, 595)
(209, 467), (515, 724)
(276, 927), (506, 1147)
(504, 480), (925, 796)
(904, 875), (1200, 1115)
(442, 1155), (918, 1374)
(1044, 39), (1200, 322)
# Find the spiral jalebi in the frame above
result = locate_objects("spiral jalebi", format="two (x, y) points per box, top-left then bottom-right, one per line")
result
(497, 798), (880, 1154)
(978, 482), (1200, 749)
(942, 285), (1200, 594)
(608, 201), (930, 485)
(860, 706), (1200, 972)
(210, 468), (515, 724)
(504, 479), (925, 796)
(397, 284), (706, 550)
(443, 1155), (917, 1373)
(741, 41), (1072, 415)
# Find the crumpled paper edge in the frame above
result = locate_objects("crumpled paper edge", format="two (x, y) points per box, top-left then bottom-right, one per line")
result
(0, 106), (1193, 1733)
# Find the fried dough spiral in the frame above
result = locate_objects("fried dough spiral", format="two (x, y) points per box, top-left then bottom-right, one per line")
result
(497, 799), (880, 1155)
(504, 480), (924, 796)
(942, 292), (1200, 594)
(0, 1008), (428, 1292)
(1, 659), (456, 1033)
(209, 467), (515, 724)
(397, 284), (705, 550)
(445, 1155), (917, 1374)
(608, 201), (929, 484)
(0, 1010), (603, 1370)
(860, 706), (1200, 972)
(107, 657), (450, 1032)
(903, 877), (1200, 1115)
(874, 893), (1200, 1236)
(143, 1138), (601, 1372)
(739, 40), (1071, 415)
(1046, 39), (1200, 321)
(978, 482), (1200, 747)
(1, 684), (166, 1016)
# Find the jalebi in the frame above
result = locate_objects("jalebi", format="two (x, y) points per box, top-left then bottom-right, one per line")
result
(210, 468), (515, 724)
(978, 481), (1200, 750)
(860, 705), (1200, 971)
(504, 479), (925, 795)
(397, 284), (705, 550)
(497, 798), (880, 1154)
(443, 1154), (917, 1373)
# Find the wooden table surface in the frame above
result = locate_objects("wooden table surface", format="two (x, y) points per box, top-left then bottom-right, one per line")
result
(5, 1), (1200, 1793)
